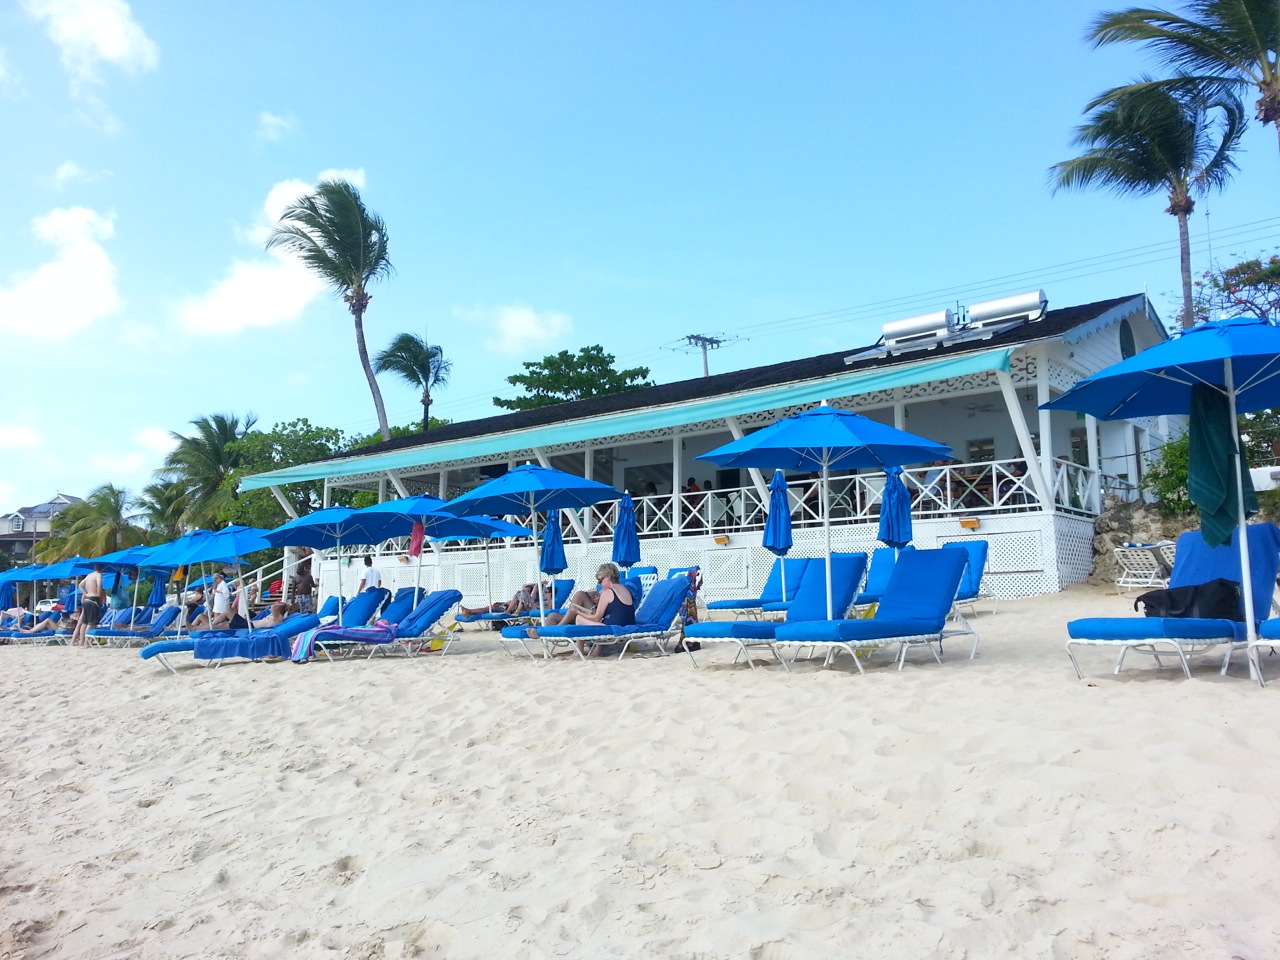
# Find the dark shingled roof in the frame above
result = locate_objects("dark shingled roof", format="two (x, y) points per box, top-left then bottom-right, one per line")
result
(327, 294), (1141, 465)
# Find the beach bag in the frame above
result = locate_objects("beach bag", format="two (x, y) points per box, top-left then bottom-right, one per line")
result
(1134, 578), (1243, 620)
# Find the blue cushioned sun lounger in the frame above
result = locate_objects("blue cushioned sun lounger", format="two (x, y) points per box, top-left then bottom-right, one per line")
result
(943, 540), (998, 615)
(140, 613), (321, 674)
(682, 552), (869, 670)
(775, 548), (973, 672)
(851, 546), (912, 608)
(89, 605), (182, 647)
(290, 589), (463, 661)
(500, 577), (692, 661)
(705, 557), (811, 620)
(1066, 523), (1280, 680)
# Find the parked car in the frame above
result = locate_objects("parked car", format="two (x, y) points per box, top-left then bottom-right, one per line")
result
(35, 599), (61, 613)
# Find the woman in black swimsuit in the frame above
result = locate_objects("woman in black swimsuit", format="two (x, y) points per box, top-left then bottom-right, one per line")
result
(528, 562), (635, 656)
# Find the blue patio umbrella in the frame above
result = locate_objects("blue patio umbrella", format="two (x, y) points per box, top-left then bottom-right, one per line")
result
(540, 519), (568, 577)
(698, 404), (951, 617)
(263, 508), (406, 624)
(611, 493), (642, 572)
(1041, 316), (1280, 676)
(761, 470), (794, 598)
(439, 463), (621, 618)
(355, 495), (534, 601)
(147, 574), (168, 606)
(877, 466), (913, 550)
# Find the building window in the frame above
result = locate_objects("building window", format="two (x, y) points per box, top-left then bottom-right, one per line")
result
(1119, 318), (1136, 359)
(10, 517), (22, 533)
(967, 438), (995, 462)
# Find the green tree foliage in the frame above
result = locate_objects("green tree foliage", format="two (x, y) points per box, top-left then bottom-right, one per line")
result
(220, 419), (349, 528)
(493, 345), (654, 411)
(157, 413), (257, 529)
(267, 179), (395, 440)
(1089, 0), (1280, 156)
(373, 333), (452, 431)
(1193, 251), (1280, 321)
(34, 484), (148, 561)
(135, 480), (186, 543)
(1051, 81), (1245, 328)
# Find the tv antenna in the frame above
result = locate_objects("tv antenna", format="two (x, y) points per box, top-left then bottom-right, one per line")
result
(675, 333), (740, 377)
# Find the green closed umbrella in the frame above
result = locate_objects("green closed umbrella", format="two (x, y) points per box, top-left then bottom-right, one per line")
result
(1188, 383), (1257, 548)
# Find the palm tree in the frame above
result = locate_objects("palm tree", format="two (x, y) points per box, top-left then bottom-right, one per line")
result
(1050, 82), (1245, 328)
(266, 179), (394, 440)
(157, 413), (257, 529)
(35, 484), (147, 561)
(1089, 1), (1280, 155)
(136, 480), (186, 543)
(373, 333), (453, 431)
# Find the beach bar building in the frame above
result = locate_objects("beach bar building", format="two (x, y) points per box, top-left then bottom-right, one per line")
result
(241, 292), (1175, 605)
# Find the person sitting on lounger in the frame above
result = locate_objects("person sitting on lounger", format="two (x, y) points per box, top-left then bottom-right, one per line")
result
(17, 612), (67, 635)
(256, 602), (290, 628)
(530, 562), (634, 656)
(460, 583), (539, 618)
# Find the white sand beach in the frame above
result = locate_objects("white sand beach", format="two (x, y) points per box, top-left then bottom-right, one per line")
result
(4, 583), (1280, 960)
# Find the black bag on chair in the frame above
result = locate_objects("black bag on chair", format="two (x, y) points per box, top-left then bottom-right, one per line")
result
(1134, 578), (1244, 620)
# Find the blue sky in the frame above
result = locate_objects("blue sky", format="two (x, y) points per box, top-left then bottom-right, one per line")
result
(2, 0), (1277, 514)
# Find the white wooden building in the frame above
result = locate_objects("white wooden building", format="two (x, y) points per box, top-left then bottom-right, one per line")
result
(243, 291), (1175, 605)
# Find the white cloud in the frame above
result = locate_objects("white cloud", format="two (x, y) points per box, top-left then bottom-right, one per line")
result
(53, 160), (85, 187)
(135, 426), (178, 457)
(458, 304), (574, 356)
(23, 0), (157, 86)
(180, 169), (370, 335)
(0, 206), (121, 339)
(0, 425), (43, 450)
(257, 111), (297, 142)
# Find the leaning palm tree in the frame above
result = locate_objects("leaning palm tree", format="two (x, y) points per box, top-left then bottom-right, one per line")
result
(266, 179), (394, 440)
(373, 333), (453, 431)
(1050, 82), (1245, 328)
(157, 413), (257, 529)
(1089, 0), (1280, 156)
(36, 484), (148, 560)
(136, 480), (187, 543)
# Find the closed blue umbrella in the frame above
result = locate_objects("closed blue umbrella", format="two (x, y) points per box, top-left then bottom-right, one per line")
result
(1042, 316), (1280, 676)
(761, 470), (794, 598)
(877, 466), (913, 550)
(440, 463), (621, 618)
(147, 574), (168, 607)
(611, 493), (642, 572)
(540, 520), (568, 577)
(698, 404), (950, 618)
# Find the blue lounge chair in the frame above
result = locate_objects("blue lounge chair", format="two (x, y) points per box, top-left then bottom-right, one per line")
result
(943, 540), (998, 615)
(1066, 524), (1280, 680)
(291, 589), (464, 661)
(140, 613), (323, 674)
(706, 557), (812, 620)
(455, 579), (575, 625)
(681, 553), (869, 670)
(851, 546), (914, 608)
(501, 577), (692, 661)
(89, 605), (182, 647)
(775, 548), (974, 672)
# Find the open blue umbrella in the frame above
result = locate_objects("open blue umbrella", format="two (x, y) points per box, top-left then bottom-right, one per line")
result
(1042, 316), (1280, 678)
(877, 466), (913, 550)
(698, 404), (951, 618)
(611, 493), (642, 572)
(356, 495), (534, 601)
(761, 470), (794, 598)
(440, 463), (621, 618)
(263, 508), (405, 624)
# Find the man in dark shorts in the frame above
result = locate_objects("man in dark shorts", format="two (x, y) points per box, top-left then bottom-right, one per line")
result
(72, 564), (106, 647)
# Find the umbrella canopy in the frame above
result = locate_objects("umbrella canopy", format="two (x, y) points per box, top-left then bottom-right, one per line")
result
(93, 544), (164, 570)
(877, 466), (914, 549)
(439, 463), (620, 619)
(761, 470), (795, 601)
(439, 463), (621, 518)
(540, 520), (568, 576)
(35, 556), (95, 580)
(1041, 316), (1280, 671)
(611, 494), (642, 571)
(699, 405), (950, 617)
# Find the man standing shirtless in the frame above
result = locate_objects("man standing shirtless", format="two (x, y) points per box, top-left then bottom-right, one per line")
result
(72, 564), (106, 647)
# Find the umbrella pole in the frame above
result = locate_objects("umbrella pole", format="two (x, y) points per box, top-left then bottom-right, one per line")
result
(240, 563), (253, 634)
(823, 462), (833, 620)
(534, 501), (546, 623)
(130, 572), (139, 628)
(415, 540), (425, 606)
(337, 537), (345, 626)
(1226, 361), (1260, 681)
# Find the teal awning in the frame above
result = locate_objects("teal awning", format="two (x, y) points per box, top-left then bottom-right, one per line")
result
(241, 347), (1013, 491)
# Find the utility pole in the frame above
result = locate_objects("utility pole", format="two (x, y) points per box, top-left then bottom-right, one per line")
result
(683, 334), (726, 377)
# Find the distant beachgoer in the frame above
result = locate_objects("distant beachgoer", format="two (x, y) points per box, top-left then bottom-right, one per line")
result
(293, 560), (315, 614)
(73, 564), (106, 647)
(460, 583), (538, 618)
(357, 556), (382, 593)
